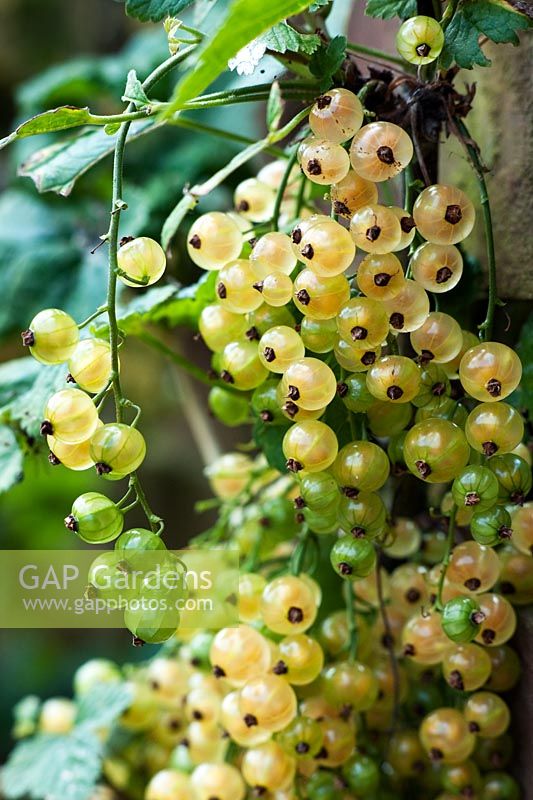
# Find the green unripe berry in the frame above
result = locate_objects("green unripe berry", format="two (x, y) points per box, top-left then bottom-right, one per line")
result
(338, 373), (375, 413)
(488, 453), (532, 506)
(251, 380), (286, 424)
(298, 471), (339, 511)
(208, 386), (250, 427)
(471, 505), (513, 547)
(330, 535), (376, 579)
(65, 492), (123, 543)
(452, 465), (500, 510)
(342, 754), (380, 795)
(442, 596), (485, 643)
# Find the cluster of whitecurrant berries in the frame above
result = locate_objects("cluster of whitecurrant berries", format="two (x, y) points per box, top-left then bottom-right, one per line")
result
(18, 22), (533, 798)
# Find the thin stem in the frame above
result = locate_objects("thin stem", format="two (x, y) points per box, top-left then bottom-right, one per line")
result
(290, 524), (310, 576)
(455, 119), (497, 341)
(139, 330), (242, 394)
(435, 504), (457, 610)
(441, 0), (459, 30)
(271, 146), (299, 231)
(295, 175), (307, 217)
(375, 554), (401, 731)
(129, 474), (163, 533)
(346, 42), (406, 69)
(78, 305), (108, 329)
(387, 332), (400, 355)
(343, 581), (358, 662)
(171, 116), (286, 158)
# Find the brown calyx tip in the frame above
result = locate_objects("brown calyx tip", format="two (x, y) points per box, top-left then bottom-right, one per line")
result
(66, 373), (76, 384)
(132, 635), (145, 647)
(338, 561), (353, 576)
(464, 577), (481, 591)
(415, 459), (432, 478)
(188, 233), (201, 249)
(301, 243), (314, 259)
(448, 669), (464, 691)
(263, 346), (276, 363)
(486, 378), (502, 397)
(287, 606), (304, 623)
(237, 200), (250, 212)
(253, 281), (264, 292)
(468, 721), (480, 733)
(374, 271), (392, 287)
(48, 452), (61, 466)
(387, 385), (404, 401)
(405, 587), (421, 603)
(429, 748), (444, 762)
(213, 665), (226, 678)
(272, 659), (289, 675)
(260, 410), (274, 423)
(361, 350), (376, 366)
(243, 713), (258, 728)
(283, 401), (299, 419)
(499, 525), (513, 540)
(510, 490), (525, 506)
(95, 462), (112, 476)
(21, 329), (35, 347)
(220, 370), (234, 384)
(287, 384), (300, 401)
(292, 227), (302, 244)
(286, 458), (303, 473)
(403, 643), (416, 656)
(418, 349), (434, 365)
(295, 511), (305, 524)
(351, 526), (366, 538)
(337, 381), (348, 397)
(415, 42), (431, 57)
(295, 741), (310, 754)
(389, 312), (404, 330)
(192, 710), (203, 721)
(376, 145), (395, 165)
(294, 496), (306, 509)
(296, 288), (311, 306)
(40, 420), (53, 436)
(306, 159), (322, 176)
(119, 235), (135, 247)
(333, 200), (351, 217)
(64, 514), (78, 532)
(432, 381), (446, 396)
(316, 94), (332, 109)
(465, 492), (481, 507)
(400, 215), (416, 233)
(366, 225), (381, 242)
(500, 581), (516, 595)
(482, 440), (498, 456)
(436, 265), (453, 284)
(216, 282), (227, 299)
(314, 746), (329, 760)
(351, 325), (368, 341)
(471, 610), (486, 625)
(445, 204), (463, 225)
(245, 326), (259, 341)
(342, 486), (359, 498)
(482, 628), (495, 644)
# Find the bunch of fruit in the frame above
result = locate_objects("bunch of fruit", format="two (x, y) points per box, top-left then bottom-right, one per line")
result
(16, 16), (532, 799)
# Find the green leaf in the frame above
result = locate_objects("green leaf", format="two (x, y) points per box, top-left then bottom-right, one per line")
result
(253, 419), (289, 473)
(309, 35), (347, 90)
(261, 21), (321, 55)
(508, 313), (533, 417)
(166, 0), (314, 113)
(2, 728), (102, 800)
(0, 358), (41, 408)
(125, 0), (194, 21)
(364, 0), (417, 20)
(0, 107), (94, 152)
(122, 69), (151, 107)
(18, 119), (156, 196)
(161, 193), (198, 250)
(1, 363), (68, 440)
(267, 81), (284, 131)
(0, 426), (24, 494)
(76, 682), (132, 729)
(440, 0), (531, 69)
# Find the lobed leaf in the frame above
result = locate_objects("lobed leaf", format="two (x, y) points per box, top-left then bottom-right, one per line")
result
(261, 21), (321, 55)
(364, 0), (417, 20)
(309, 35), (347, 90)
(125, 0), (194, 22)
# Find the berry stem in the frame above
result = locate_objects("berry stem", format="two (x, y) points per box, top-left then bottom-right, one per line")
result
(77, 305), (108, 329)
(171, 116), (286, 158)
(454, 119), (497, 341)
(376, 551), (401, 731)
(435, 503), (457, 610)
(290, 524), (310, 576)
(346, 42), (407, 69)
(343, 580), (358, 662)
(129, 474), (163, 533)
(271, 145), (300, 231)
(441, 0), (460, 31)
